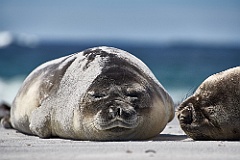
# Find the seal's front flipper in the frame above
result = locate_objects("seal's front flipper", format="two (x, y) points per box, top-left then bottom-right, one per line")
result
(29, 107), (52, 138)
(0, 102), (12, 128)
(1, 116), (12, 128)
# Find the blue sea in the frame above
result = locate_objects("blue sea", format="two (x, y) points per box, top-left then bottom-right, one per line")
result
(0, 40), (239, 104)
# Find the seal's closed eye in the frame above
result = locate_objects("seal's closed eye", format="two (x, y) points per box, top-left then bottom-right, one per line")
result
(126, 91), (140, 99)
(88, 91), (108, 99)
(125, 85), (145, 97)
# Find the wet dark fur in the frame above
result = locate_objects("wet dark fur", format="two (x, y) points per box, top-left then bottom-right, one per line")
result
(177, 67), (240, 140)
(0, 102), (12, 128)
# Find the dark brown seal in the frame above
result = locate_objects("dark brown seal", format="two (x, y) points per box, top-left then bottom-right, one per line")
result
(0, 102), (12, 128)
(177, 66), (240, 140)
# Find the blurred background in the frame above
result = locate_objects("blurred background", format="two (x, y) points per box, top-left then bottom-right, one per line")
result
(0, 0), (240, 104)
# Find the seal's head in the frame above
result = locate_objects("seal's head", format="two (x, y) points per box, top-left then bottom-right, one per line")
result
(79, 52), (161, 140)
(177, 67), (240, 140)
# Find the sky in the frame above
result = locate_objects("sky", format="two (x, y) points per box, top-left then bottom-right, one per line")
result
(1, 0), (240, 44)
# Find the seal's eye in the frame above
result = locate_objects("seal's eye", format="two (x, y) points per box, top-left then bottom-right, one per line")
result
(126, 91), (139, 98)
(94, 93), (106, 99)
(125, 85), (145, 99)
(126, 91), (141, 104)
(88, 91), (107, 99)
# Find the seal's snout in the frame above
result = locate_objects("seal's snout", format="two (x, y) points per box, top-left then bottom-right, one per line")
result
(178, 103), (193, 125)
(108, 106), (136, 120)
(94, 103), (138, 131)
(108, 107), (123, 119)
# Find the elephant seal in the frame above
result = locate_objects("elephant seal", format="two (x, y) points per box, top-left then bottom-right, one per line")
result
(7, 46), (174, 141)
(177, 66), (240, 140)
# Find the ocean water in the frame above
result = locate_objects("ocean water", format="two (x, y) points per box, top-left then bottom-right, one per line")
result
(0, 40), (240, 104)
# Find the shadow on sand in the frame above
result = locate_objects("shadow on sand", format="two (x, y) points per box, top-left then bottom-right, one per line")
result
(151, 134), (189, 141)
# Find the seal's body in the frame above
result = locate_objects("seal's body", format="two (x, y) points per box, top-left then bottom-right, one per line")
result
(177, 67), (240, 140)
(10, 46), (174, 140)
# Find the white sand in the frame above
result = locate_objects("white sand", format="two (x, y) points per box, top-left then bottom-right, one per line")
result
(0, 117), (239, 160)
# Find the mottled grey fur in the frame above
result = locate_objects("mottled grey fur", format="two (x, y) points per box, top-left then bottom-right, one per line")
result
(8, 46), (174, 141)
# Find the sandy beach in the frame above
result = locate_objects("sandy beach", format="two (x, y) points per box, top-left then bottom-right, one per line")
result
(1, 0), (240, 159)
(1, 117), (239, 160)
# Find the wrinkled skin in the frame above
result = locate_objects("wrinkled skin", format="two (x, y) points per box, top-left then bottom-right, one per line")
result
(78, 67), (155, 140)
(177, 67), (240, 140)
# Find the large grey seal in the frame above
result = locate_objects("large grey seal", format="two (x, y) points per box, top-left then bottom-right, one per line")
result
(177, 66), (240, 140)
(4, 46), (174, 141)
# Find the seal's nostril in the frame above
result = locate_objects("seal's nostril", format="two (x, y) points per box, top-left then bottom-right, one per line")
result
(117, 107), (122, 116)
(108, 107), (123, 119)
(108, 108), (115, 119)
